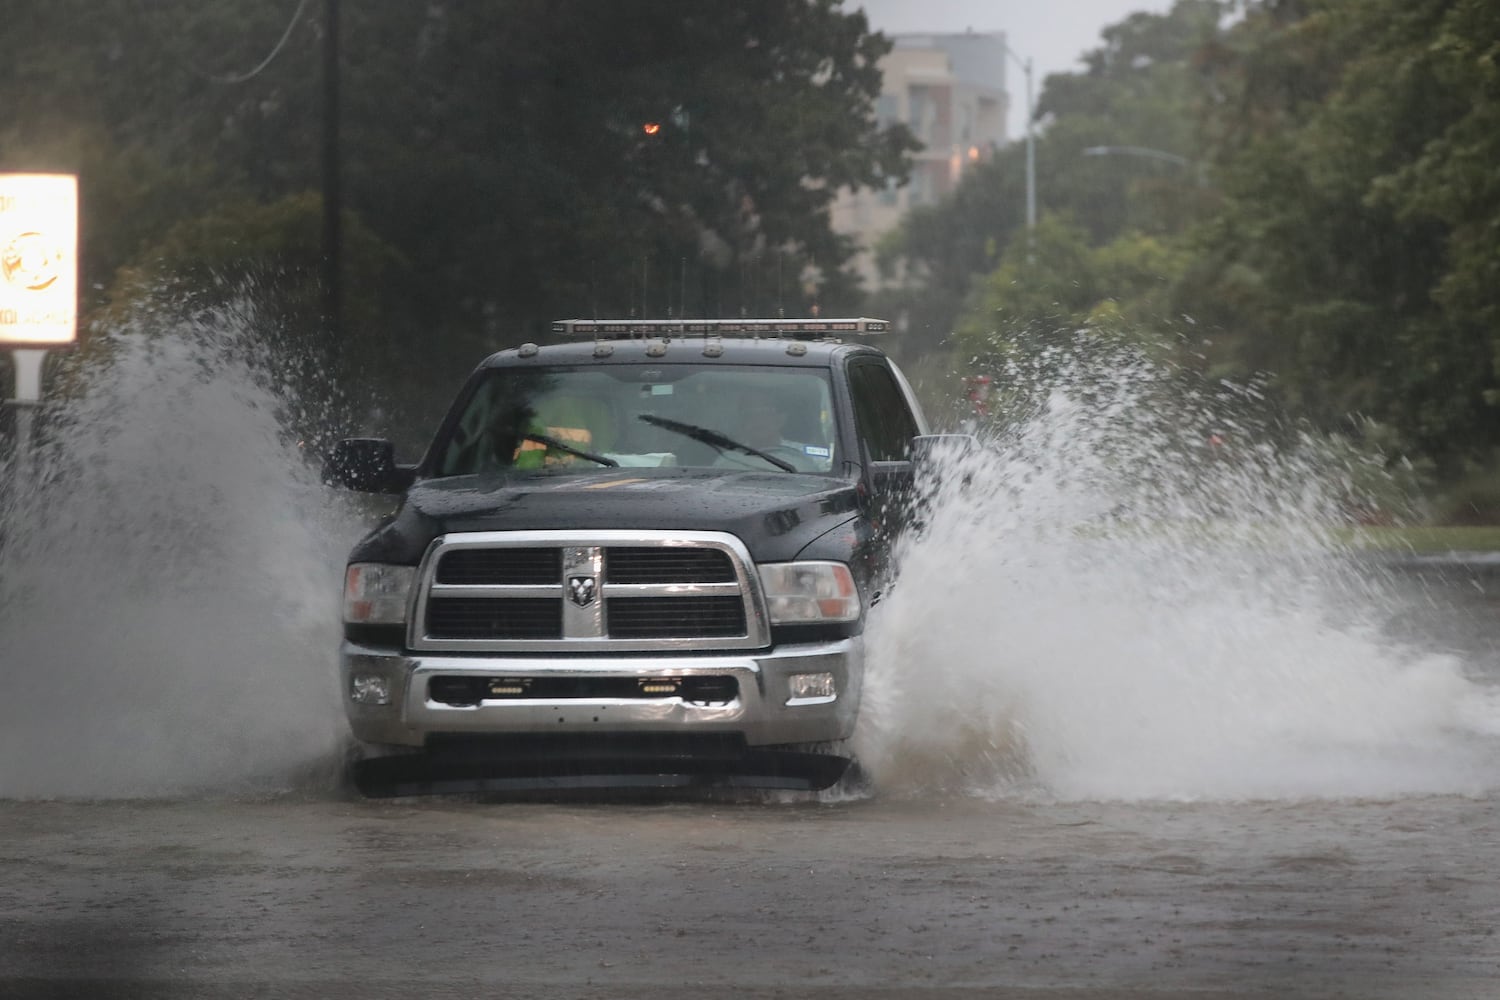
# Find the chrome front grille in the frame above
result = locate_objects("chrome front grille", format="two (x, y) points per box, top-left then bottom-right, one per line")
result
(425, 597), (562, 640)
(411, 530), (769, 652)
(604, 547), (736, 584)
(435, 547), (561, 585)
(606, 596), (746, 639)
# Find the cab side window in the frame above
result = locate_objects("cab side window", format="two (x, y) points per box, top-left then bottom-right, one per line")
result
(848, 361), (919, 461)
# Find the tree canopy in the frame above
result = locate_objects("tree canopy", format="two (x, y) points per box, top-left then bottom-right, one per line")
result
(8, 0), (1500, 486)
(878, 0), (1500, 483)
(1, 0), (915, 416)
(1194, 0), (1500, 474)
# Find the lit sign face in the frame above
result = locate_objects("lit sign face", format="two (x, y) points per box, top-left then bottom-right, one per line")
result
(0, 174), (78, 347)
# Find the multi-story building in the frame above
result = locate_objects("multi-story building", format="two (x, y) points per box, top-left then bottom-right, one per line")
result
(831, 30), (1010, 291)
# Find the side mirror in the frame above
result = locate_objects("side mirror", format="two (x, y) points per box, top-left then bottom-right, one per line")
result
(910, 434), (980, 465)
(322, 438), (415, 494)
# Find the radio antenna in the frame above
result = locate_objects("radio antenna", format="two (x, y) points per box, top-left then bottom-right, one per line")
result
(776, 255), (785, 319)
(640, 256), (649, 319)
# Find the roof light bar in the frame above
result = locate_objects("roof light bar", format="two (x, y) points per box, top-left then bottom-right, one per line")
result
(551, 318), (889, 339)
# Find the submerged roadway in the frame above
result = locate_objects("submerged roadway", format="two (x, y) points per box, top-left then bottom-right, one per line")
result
(1, 567), (1498, 999)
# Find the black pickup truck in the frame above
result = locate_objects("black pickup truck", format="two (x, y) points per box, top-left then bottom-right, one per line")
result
(324, 318), (940, 795)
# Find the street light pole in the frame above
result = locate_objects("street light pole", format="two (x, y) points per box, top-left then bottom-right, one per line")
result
(1000, 40), (1035, 252)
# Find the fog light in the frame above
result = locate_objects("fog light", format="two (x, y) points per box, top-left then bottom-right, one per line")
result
(787, 672), (836, 705)
(350, 674), (392, 706)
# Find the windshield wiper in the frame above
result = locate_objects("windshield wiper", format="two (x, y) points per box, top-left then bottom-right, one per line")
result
(520, 432), (618, 468)
(638, 414), (797, 473)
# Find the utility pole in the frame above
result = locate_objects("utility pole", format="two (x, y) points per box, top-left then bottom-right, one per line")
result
(321, 0), (342, 345)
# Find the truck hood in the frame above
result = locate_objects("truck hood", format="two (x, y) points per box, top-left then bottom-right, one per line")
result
(349, 468), (863, 564)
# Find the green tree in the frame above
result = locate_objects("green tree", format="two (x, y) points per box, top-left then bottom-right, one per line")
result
(877, 0), (1228, 364)
(339, 0), (915, 337)
(1192, 0), (1500, 473)
(956, 215), (1191, 354)
(1, 0), (916, 422)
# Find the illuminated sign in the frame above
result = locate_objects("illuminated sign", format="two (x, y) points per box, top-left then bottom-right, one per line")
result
(0, 174), (78, 347)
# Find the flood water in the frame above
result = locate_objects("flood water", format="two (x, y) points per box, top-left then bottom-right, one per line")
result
(0, 306), (355, 798)
(2, 316), (1499, 997)
(860, 342), (1500, 804)
(4, 315), (1500, 803)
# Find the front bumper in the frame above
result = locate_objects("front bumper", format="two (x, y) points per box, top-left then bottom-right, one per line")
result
(340, 638), (863, 748)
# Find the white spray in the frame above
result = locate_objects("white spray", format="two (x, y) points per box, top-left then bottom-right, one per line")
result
(0, 298), (368, 798)
(859, 338), (1500, 801)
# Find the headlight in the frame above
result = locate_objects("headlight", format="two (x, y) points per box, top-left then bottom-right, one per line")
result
(343, 563), (416, 625)
(757, 561), (860, 624)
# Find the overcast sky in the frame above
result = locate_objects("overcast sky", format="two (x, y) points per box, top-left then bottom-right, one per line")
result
(853, 0), (1175, 135)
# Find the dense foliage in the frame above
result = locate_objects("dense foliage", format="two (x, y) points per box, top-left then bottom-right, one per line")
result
(879, 0), (1500, 486)
(0, 0), (914, 420)
(1198, 0), (1500, 476)
(6, 0), (1500, 487)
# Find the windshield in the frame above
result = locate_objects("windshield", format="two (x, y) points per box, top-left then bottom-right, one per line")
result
(434, 364), (840, 476)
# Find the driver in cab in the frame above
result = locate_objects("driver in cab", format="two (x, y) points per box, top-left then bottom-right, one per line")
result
(714, 388), (823, 472)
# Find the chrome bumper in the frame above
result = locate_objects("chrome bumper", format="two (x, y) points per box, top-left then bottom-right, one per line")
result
(340, 638), (863, 748)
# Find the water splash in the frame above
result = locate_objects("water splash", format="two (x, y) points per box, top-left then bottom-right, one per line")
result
(859, 337), (1500, 802)
(0, 297), (367, 798)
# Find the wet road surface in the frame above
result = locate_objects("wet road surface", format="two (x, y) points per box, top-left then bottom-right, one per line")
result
(1, 789), (1497, 999)
(2, 567), (1498, 999)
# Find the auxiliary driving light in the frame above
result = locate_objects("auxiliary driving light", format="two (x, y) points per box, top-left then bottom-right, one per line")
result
(787, 671), (836, 705)
(350, 674), (392, 706)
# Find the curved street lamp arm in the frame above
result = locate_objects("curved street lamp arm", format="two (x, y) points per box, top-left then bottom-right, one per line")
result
(1082, 145), (1193, 168)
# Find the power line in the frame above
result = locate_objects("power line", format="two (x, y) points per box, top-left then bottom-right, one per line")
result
(201, 0), (310, 84)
